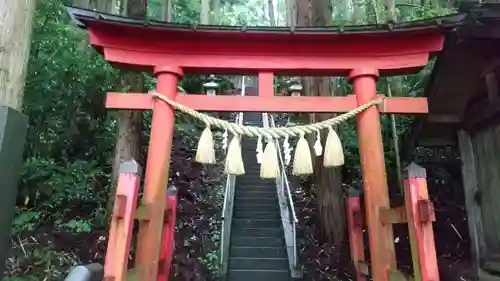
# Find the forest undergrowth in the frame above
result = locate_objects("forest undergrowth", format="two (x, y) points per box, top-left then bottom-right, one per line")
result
(5, 125), (226, 281)
(293, 149), (473, 281)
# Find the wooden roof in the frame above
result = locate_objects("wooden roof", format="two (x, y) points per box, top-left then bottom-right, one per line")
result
(66, 6), (469, 76)
(67, 6), (467, 38)
(404, 3), (500, 156)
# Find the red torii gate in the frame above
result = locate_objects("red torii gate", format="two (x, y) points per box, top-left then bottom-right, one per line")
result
(68, 7), (456, 281)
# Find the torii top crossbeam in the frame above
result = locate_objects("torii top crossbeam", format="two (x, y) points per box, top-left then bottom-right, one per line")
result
(68, 7), (465, 113)
(68, 7), (463, 76)
(67, 6), (465, 281)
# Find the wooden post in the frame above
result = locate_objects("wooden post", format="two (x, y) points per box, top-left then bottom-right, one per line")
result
(135, 66), (182, 281)
(0, 2), (35, 278)
(0, 108), (28, 280)
(258, 72), (274, 98)
(457, 130), (485, 273)
(350, 68), (396, 281)
(157, 186), (179, 281)
(346, 190), (367, 281)
(104, 160), (142, 281)
(403, 163), (439, 281)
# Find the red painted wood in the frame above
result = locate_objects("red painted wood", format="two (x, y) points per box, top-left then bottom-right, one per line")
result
(103, 49), (430, 76)
(258, 72), (274, 97)
(103, 164), (141, 281)
(346, 195), (366, 281)
(85, 20), (444, 75)
(403, 175), (439, 281)
(134, 69), (180, 281)
(158, 191), (178, 281)
(105, 93), (429, 114)
(351, 69), (396, 281)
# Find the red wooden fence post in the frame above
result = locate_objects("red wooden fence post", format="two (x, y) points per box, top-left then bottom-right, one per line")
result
(158, 186), (179, 281)
(350, 68), (396, 281)
(403, 163), (439, 281)
(135, 66), (183, 281)
(346, 188), (367, 281)
(104, 160), (141, 281)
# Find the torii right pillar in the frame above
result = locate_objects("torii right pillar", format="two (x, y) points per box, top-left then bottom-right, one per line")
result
(350, 68), (439, 281)
(350, 68), (397, 281)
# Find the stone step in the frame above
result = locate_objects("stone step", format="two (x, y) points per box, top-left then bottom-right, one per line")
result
(227, 269), (289, 281)
(231, 237), (284, 247)
(229, 257), (289, 270)
(235, 184), (275, 190)
(234, 189), (276, 195)
(234, 204), (280, 212)
(231, 227), (282, 237)
(235, 168), (267, 173)
(230, 246), (287, 258)
(233, 210), (281, 220)
(235, 197), (277, 204)
(231, 225), (283, 238)
(236, 179), (276, 186)
(234, 190), (276, 198)
(232, 218), (281, 229)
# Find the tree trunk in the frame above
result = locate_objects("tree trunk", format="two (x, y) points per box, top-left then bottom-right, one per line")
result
(385, 0), (395, 23)
(352, 0), (364, 24)
(74, 0), (91, 8)
(162, 0), (173, 22)
(383, 0), (403, 193)
(0, 0), (36, 110)
(286, 0), (297, 27)
(97, 0), (119, 13)
(111, 0), (119, 13)
(295, 0), (346, 247)
(343, 0), (351, 22)
(212, 0), (220, 24)
(122, 0), (129, 16)
(268, 0), (276, 26)
(201, 0), (210, 24)
(97, 0), (110, 12)
(126, 0), (147, 19)
(107, 0), (145, 214)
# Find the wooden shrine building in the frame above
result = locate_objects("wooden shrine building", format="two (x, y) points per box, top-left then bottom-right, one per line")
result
(406, 2), (500, 280)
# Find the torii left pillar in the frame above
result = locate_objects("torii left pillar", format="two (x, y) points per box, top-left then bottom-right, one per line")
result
(134, 66), (183, 280)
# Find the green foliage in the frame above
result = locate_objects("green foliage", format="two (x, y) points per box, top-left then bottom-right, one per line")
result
(200, 250), (220, 277)
(7, 0), (118, 278)
(5, 276), (39, 281)
(6, 240), (82, 280)
(198, 209), (223, 277)
(16, 157), (106, 233)
(56, 219), (93, 233)
(25, 0), (118, 162)
(11, 211), (41, 234)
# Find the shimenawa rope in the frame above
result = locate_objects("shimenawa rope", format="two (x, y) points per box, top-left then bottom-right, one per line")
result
(149, 91), (384, 178)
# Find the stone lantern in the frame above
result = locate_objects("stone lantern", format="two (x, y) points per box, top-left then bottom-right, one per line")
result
(288, 83), (303, 97)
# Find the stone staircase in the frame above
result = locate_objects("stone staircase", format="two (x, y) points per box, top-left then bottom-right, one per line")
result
(226, 112), (291, 281)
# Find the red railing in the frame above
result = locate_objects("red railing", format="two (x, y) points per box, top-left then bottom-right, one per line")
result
(103, 160), (179, 281)
(346, 163), (439, 281)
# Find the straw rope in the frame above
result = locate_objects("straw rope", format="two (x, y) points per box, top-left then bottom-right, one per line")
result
(150, 91), (384, 138)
